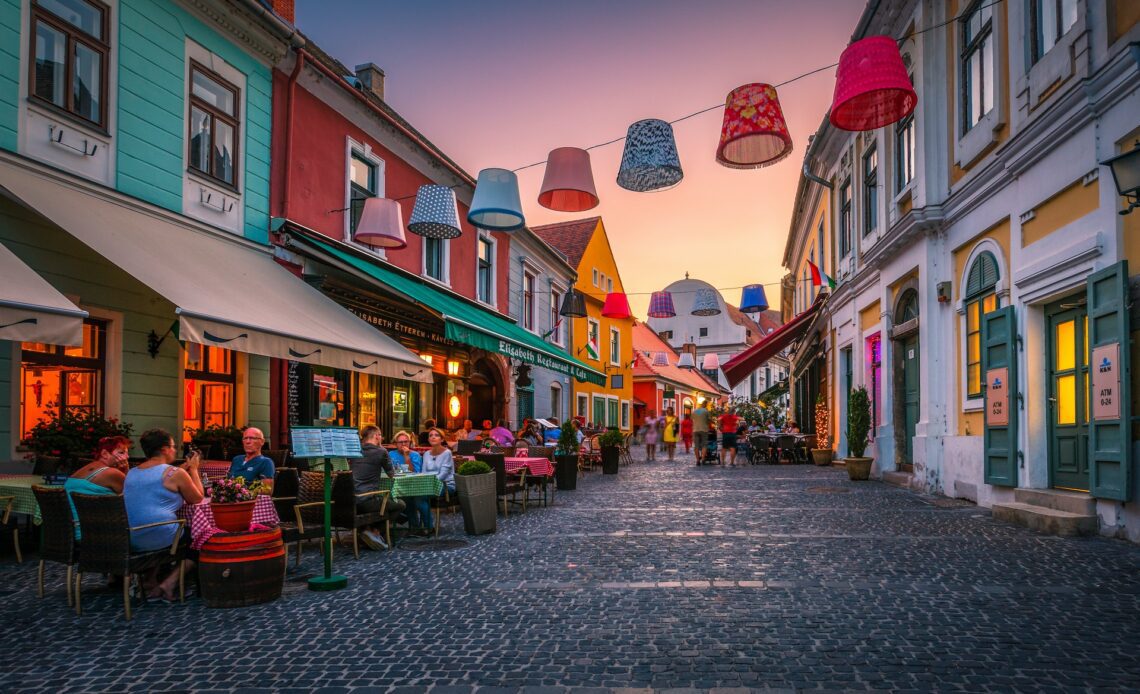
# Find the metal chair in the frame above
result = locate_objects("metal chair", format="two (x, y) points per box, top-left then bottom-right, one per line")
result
(775, 435), (798, 464)
(477, 453), (526, 516)
(31, 486), (78, 605)
(330, 471), (390, 557)
(0, 495), (20, 563)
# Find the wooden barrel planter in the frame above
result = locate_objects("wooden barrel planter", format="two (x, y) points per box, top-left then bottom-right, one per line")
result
(199, 527), (286, 608)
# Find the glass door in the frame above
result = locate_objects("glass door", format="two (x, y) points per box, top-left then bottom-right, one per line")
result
(1047, 301), (1089, 491)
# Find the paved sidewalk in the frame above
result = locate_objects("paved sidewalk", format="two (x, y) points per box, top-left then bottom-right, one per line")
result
(2, 453), (1140, 692)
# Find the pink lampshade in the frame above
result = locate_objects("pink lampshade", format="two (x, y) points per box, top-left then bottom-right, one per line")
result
(701, 353), (720, 371)
(538, 147), (599, 212)
(716, 83), (793, 169)
(601, 292), (632, 319)
(353, 197), (407, 249)
(830, 35), (917, 131)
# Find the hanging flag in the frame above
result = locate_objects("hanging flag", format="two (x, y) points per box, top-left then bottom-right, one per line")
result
(584, 341), (599, 360)
(541, 318), (563, 340)
(807, 260), (822, 287)
(821, 271), (837, 290)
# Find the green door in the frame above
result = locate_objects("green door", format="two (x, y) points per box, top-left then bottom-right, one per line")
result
(1046, 299), (1089, 491)
(902, 334), (920, 465)
(592, 395), (606, 427)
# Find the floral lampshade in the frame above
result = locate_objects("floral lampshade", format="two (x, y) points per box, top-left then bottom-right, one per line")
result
(467, 168), (525, 231)
(559, 289), (588, 318)
(653, 351), (669, 366)
(601, 292), (633, 319)
(739, 284), (769, 313)
(690, 288), (721, 316)
(716, 83), (793, 169)
(352, 197), (407, 249)
(538, 147), (600, 212)
(830, 35), (918, 132)
(647, 290), (677, 318)
(616, 118), (683, 192)
(676, 352), (696, 369)
(408, 184), (462, 239)
(701, 353), (720, 371)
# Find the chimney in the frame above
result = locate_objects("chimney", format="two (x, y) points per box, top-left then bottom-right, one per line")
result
(681, 342), (697, 358)
(269, 0), (295, 24)
(354, 63), (386, 101)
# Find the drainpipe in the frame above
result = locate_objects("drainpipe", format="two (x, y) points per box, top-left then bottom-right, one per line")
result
(281, 50), (305, 219)
(803, 159), (833, 190)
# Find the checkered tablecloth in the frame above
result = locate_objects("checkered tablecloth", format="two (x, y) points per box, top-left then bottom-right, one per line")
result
(379, 473), (443, 501)
(199, 460), (231, 482)
(505, 457), (554, 477)
(0, 475), (58, 522)
(178, 494), (279, 550)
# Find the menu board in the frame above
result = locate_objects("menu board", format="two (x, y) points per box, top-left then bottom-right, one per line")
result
(290, 426), (362, 459)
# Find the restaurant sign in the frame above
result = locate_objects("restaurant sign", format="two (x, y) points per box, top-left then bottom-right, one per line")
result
(443, 320), (604, 384)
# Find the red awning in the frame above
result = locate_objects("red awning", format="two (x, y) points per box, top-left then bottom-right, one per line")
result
(721, 298), (822, 387)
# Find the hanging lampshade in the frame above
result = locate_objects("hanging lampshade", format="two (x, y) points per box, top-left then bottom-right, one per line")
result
(830, 35), (918, 132)
(652, 351), (668, 367)
(353, 197), (407, 249)
(716, 83), (793, 169)
(676, 352), (696, 369)
(559, 289), (587, 318)
(538, 147), (599, 212)
(616, 118), (683, 192)
(601, 292), (632, 319)
(739, 284), (770, 313)
(702, 353), (720, 371)
(467, 168), (525, 231)
(690, 288), (722, 316)
(407, 184), (462, 239)
(646, 290), (677, 318)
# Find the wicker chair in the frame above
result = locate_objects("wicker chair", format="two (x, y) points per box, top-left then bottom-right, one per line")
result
(32, 486), (78, 605)
(276, 471), (327, 566)
(264, 449), (291, 470)
(272, 468), (300, 520)
(0, 495), (20, 564)
(619, 433), (635, 466)
(775, 435), (798, 464)
(70, 493), (185, 621)
(477, 453), (526, 516)
(330, 471), (390, 558)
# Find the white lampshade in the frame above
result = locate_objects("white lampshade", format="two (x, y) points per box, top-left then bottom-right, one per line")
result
(467, 168), (525, 231)
(676, 352), (695, 369)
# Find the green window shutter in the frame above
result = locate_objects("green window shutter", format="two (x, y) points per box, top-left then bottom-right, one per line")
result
(982, 305), (1018, 487)
(1086, 261), (1132, 501)
(966, 252), (998, 299)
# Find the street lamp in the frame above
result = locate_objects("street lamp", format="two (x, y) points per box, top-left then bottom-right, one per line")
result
(1101, 140), (1140, 215)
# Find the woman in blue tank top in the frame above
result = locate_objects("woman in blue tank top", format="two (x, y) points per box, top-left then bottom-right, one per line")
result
(64, 435), (130, 540)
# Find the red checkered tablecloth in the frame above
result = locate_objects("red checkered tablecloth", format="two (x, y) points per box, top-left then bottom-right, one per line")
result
(504, 457), (554, 477)
(178, 494), (279, 550)
(199, 460), (231, 482)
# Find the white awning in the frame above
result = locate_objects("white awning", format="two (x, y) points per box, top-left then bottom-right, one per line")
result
(0, 240), (87, 346)
(0, 159), (432, 382)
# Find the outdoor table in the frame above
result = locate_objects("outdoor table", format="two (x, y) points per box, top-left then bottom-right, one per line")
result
(379, 472), (442, 501)
(0, 474), (57, 522)
(200, 460), (231, 482)
(178, 494), (279, 550)
(504, 457), (554, 477)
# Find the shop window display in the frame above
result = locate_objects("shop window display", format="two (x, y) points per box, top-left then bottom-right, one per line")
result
(20, 319), (106, 439)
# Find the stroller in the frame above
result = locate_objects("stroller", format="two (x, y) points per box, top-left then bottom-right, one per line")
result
(698, 431), (720, 465)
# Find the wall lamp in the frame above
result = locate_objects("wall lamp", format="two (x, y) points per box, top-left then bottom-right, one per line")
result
(1101, 140), (1140, 216)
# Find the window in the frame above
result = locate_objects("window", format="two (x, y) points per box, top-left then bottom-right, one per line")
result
(587, 319), (600, 360)
(30, 0), (109, 127)
(862, 145), (878, 236)
(607, 277), (613, 293)
(188, 64), (240, 187)
(549, 287), (563, 345)
(699, 327), (708, 338)
(609, 327), (620, 365)
(765, 366), (771, 389)
(424, 238), (447, 282)
(522, 269), (536, 331)
(20, 318), (106, 439)
(607, 398), (619, 428)
(817, 220), (825, 278)
(1031, 0), (1078, 62)
(895, 108), (916, 192)
(477, 237), (494, 304)
(750, 372), (757, 398)
(550, 383), (562, 421)
(592, 269), (598, 287)
(842, 347), (853, 403)
(349, 152), (377, 236)
(592, 395), (606, 427)
(964, 251), (1000, 398)
(620, 400), (630, 430)
(961, 1), (994, 133)
(183, 345), (236, 437)
(577, 393), (588, 418)
(839, 180), (852, 257)
(660, 330), (673, 341)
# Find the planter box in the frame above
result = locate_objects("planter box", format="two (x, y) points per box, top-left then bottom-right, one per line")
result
(555, 454), (578, 490)
(844, 457), (873, 480)
(456, 471), (497, 535)
(811, 449), (833, 466)
(601, 447), (620, 475)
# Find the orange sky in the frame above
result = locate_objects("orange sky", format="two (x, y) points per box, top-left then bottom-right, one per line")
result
(299, 0), (867, 317)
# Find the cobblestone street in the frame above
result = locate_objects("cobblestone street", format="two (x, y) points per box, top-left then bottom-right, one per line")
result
(3, 453), (1140, 693)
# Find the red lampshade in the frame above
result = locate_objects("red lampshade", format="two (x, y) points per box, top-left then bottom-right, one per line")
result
(538, 147), (599, 212)
(716, 83), (793, 169)
(830, 35), (917, 132)
(353, 197), (407, 249)
(601, 292), (632, 319)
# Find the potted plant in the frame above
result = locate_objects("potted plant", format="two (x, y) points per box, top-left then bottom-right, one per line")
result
(455, 460), (496, 535)
(598, 428), (624, 475)
(811, 394), (833, 466)
(554, 420), (580, 490)
(210, 476), (259, 532)
(186, 424), (245, 460)
(844, 386), (873, 480)
(22, 405), (133, 474)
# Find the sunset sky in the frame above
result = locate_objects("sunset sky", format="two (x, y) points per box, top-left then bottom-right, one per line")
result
(297, 0), (867, 317)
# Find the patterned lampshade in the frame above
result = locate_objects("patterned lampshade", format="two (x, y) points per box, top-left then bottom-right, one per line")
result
(646, 291), (677, 318)
(538, 147), (599, 212)
(716, 83), (793, 169)
(739, 284), (769, 313)
(676, 352), (695, 369)
(601, 292), (632, 319)
(830, 35), (917, 132)
(617, 119), (683, 192)
(690, 288), (722, 316)
(702, 353), (720, 371)
(408, 184), (462, 239)
(467, 168), (525, 231)
(353, 197), (407, 249)
(559, 289), (587, 318)
(653, 351), (668, 366)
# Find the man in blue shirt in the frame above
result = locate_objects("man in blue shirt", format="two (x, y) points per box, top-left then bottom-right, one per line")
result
(229, 427), (275, 488)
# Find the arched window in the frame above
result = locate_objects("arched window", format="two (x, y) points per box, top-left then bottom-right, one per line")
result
(964, 251), (1000, 398)
(897, 289), (919, 323)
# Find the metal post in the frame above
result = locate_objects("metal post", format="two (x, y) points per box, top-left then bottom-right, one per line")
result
(307, 457), (347, 591)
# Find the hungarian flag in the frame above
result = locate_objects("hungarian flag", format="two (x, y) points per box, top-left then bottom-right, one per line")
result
(807, 261), (837, 290)
(584, 340), (599, 360)
(542, 318), (562, 340)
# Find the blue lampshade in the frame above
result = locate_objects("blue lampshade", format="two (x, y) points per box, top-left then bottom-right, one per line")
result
(467, 168), (525, 231)
(408, 184), (462, 239)
(690, 288), (721, 316)
(739, 284), (769, 313)
(617, 119), (683, 192)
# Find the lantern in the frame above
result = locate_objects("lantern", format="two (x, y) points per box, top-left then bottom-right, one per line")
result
(653, 351), (668, 366)
(601, 292), (632, 319)
(408, 184), (462, 239)
(716, 83), (793, 169)
(446, 360), (461, 376)
(353, 197), (407, 249)
(830, 35), (918, 132)
(701, 353), (720, 371)
(448, 395), (461, 418)
(419, 353), (433, 364)
(646, 291), (677, 318)
(559, 289), (587, 318)
(467, 168), (525, 231)
(616, 118), (683, 192)
(538, 147), (599, 212)
(690, 288), (721, 316)
(739, 284), (769, 313)
(676, 352), (695, 369)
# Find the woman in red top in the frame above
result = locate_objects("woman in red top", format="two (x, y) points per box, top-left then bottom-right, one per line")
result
(718, 411), (740, 466)
(680, 414), (694, 454)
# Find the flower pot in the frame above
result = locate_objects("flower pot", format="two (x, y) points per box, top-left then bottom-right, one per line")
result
(211, 500), (256, 532)
(555, 454), (579, 490)
(844, 457), (873, 481)
(456, 471), (497, 535)
(601, 446), (620, 475)
(811, 449), (833, 466)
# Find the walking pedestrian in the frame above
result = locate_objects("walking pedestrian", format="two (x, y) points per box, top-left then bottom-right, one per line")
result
(642, 410), (659, 461)
(691, 401), (710, 465)
(681, 413), (693, 454)
(718, 409), (740, 466)
(663, 407), (678, 461)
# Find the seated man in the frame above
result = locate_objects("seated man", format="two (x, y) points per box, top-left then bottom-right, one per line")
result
(228, 427), (274, 489)
(350, 425), (406, 550)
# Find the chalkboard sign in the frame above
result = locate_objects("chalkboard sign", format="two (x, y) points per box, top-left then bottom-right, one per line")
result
(287, 360), (301, 427)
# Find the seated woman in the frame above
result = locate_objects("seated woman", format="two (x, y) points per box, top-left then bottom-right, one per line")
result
(489, 419), (514, 447)
(388, 431), (422, 474)
(65, 435), (131, 539)
(123, 428), (204, 602)
(417, 419), (436, 447)
(407, 427), (455, 536)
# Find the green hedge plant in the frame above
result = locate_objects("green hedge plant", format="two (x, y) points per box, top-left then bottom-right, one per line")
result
(457, 460), (492, 476)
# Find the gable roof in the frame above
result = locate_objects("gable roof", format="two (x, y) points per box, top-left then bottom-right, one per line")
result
(530, 217), (602, 270)
(725, 304), (783, 346)
(631, 321), (724, 395)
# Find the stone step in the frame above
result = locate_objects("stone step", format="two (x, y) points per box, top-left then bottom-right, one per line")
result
(882, 471), (913, 489)
(991, 501), (1097, 537)
(1014, 488), (1096, 515)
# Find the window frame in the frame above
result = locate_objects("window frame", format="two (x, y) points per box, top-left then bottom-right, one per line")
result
(476, 234), (495, 306)
(20, 318), (108, 433)
(348, 151), (378, 237)
(895, 109), (916, 193)
(587, 318), (600, 361)
(960, 0), (994, 134)
(592, 269), (598, 287)
(862, 144), (878, 237)
(839, 179), (852, 257)
(522, 268), (537, 332)
(28, 0), (110, 130)
(183, 345), (238, 434)
(549, 382), (562, 421)
(187, 61), (241, 190)
(963, 251), (1001, 400)
(609, 326), (620, 366)
(620, 400), (630, 430)
(549, 284), (564, 346)
(1030, 0), (1078, 64)
(576, 393), (588, 418)
(422, 237), (450, 285)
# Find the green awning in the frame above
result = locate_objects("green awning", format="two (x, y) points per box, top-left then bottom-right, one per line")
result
(295, 236), (607, 386)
